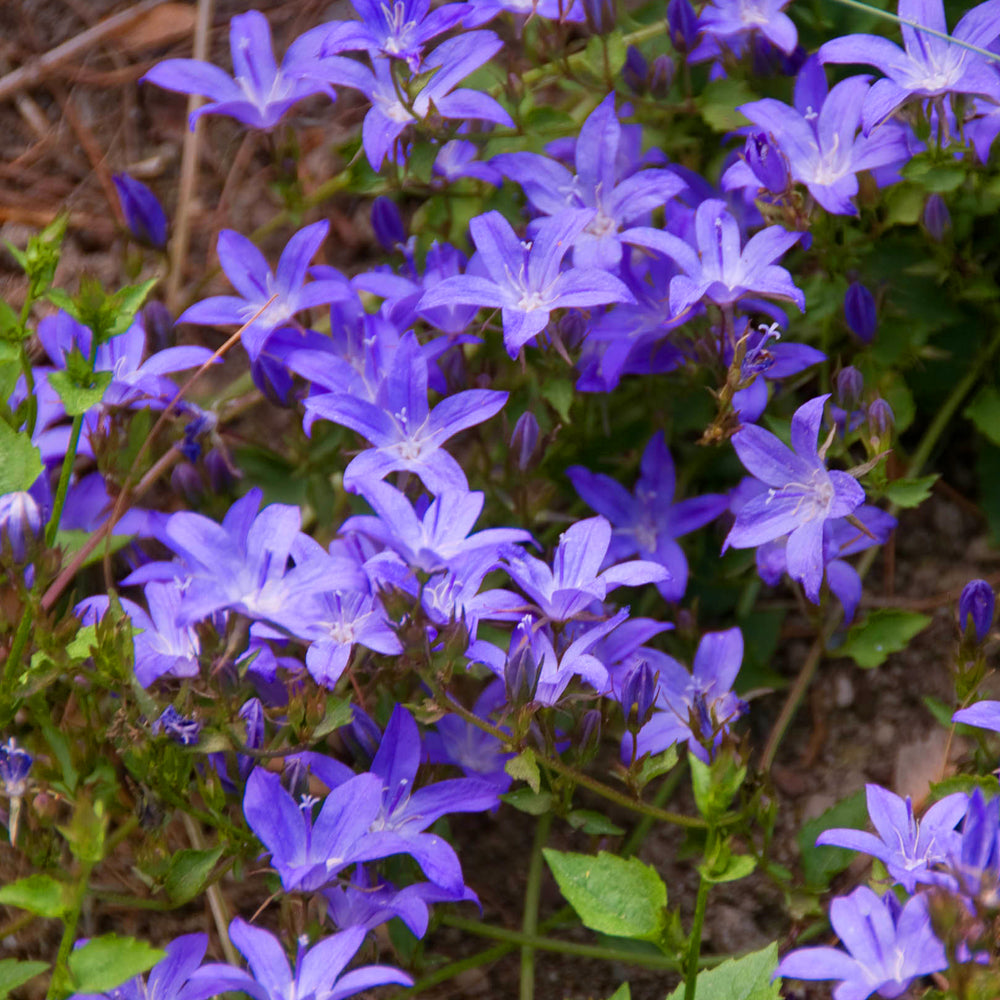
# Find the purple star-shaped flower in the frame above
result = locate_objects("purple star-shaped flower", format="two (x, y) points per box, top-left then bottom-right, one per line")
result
(815, 783), (967, 892)
(690, 0), (797, 62)
(775, 886), (947, 1000)
(186, 920), (410, 1000)
(626, 199), (804, 317)
(142, 11), (338, 130)
(303, 331), (508, 494)
(178, 221), (351, 360)
(819, 0), (1000, 134)
(420, 209), (635, 357)
(724, 394), (866, 602)
(568, 433), (728, 602)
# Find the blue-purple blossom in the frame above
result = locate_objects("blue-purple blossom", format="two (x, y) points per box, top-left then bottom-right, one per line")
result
(819, 0), (1000, 134)
(419, 209), (636, 357)
(0, 739), (32, 798)
(304, 331), (507, 494)
(0, 491), (41, 564)
(724, 395), (867, 602)
(845, 282), (878, 341)
(690, 0), (797, 63)
(775, 886), (947, 1000)
(959, 578), (995, 642)
(186, 919), (410, 1000)
(112, 174), (168, 249)
(730, 70), (911, 216)
(178, 221), (351, 360)
(491, 94), (687, 269)
(953, 700), (1000, 732)
(348, 0), (469, 70)
(152, 705), (201, 745)
(628, 627), (747, 764)
(626, 199), (804, 317)
(142, 11), (339, 130)
(71, 933), (209, 1000)
(815, 783), (967, 892)
(501, 516), (668, 621)
(567, 434), (728, 601)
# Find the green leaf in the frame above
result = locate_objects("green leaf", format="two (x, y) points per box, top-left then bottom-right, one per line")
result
(883, 474), (938, 508)
(311, 695), (353, 740)
(666, 942), (781, 1000)
(632, 745), (679, 789)
(0, 299), (21, 341)
(566, 810), (625, 836)
(501, 787), (553, 815)
(964, 386), (1000, 447)
(606, 985), (630, 1000)
(48, 367), (113, 416)
(689, 749), (746, 821)
(107, 279), (158, 339)
(700, 851), (756, 884)
(541, 378), (573, 423)
(0, 420), (43, 494)
(698, 78), (756, 131)
(543, 849), (668, 945)
(66, 624), (99, 660)
(164, 846), (224, 904)
(0, 874), (70, 917)
(797, 789), (868, 888)
(836, 609), (931, 669)
(0, 959), (49, 998)
(505, 747), (541, 793)
(68, 935), (164, 995)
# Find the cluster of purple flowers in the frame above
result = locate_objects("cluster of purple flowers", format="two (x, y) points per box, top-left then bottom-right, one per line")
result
(5, 0), (1000, 994)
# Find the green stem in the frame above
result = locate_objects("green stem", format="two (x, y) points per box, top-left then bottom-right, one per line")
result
(683, 874), (711, 1000)
(519, 810), (552, 1000)
(47, 861), (95, 1000)
(620, 760), (688, 859)
(45, 411), (84, 548)
(4, 607), (34, 693)
(399, 942), (512, 996)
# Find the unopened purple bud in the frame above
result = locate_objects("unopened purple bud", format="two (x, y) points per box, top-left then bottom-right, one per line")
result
(835, 366), (864, 408)
(113, 173), (168, 249)
(505, 628), (539, 705)
(0, 491), (42, 564)
(578, 709), (602, 757)
(558, 311), (587, 351)
(923, 194), (951, 242)
(867, 398), (894, 438)
(346, 707), (382, 764)
(667, 0), (699, 52)
(959, 579), (995, 643)
(143, 301), (174, 354)
(205, 449), (238, 494)
(582, 0), (615, 33)
(744, 131), (789, 195)
(620, 660), (657, 729)
(844, 282), (877, 342)
(0, 738), (33, 797)
(238, 697), (265, 779)
(649, 55), (674, 98)
(371, 197), (407, 252)
(171, 463), (203, 503)
(251, 348), (296, 407)
(510, 411), (540, 471)
(152, 705), (201, 745)
(623, 46), (648, 93)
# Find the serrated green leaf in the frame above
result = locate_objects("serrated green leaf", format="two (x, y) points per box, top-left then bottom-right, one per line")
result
(164, 846), (224, 903)
(505, 747), (541, 793)
(606, 984), (630, 1000)
(0, 875), (70, 917)
(68, 935), (164, 995)
(836, 609), (931, 668)
(0, 420), (43, 494)
(107, 279), (158, 339)
(964, 386), (1000, 447)
(543, 849), (668, 945)
(926, 773), (1000, 802)
(566, 810), (625, 836)
(0, 959), (49, 997)
(501, 787), (553, 815)
(541, 378), (573, 423)
(48, 368), (113, 416)
(797, 789), (867, 888)
(666, 942), (781, 1000)
(311, 695), (353, 740)
(698, 78), (757, 131)
(883, 474), (938, 508)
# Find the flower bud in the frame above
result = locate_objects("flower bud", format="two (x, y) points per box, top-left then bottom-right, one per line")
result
(578, 709), (602, 759)
(623, 46), (648, 93)
(582, 0), (615, 34)
(744, 131), (789, 195)
(206, 449), (239, 494)
(667, 0), (699, 52)
(510, 411), (540, 471)
(0, 738), (32, 797)
(0, 491), (42, 564)
(835, 366), (863, 408)
(867, 398), (894, 439)
(844, 282), (877, 342)
(371, 196), (406, 252)
(143, 300), (174, 353)
(619, 660), (657, 729)
(171, 463), (203, 504)
(923, 193), (951, 242)
(112, 173), (168, 249)
(959, 579), (995, 644)
(649, 55), (675, 98)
